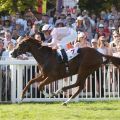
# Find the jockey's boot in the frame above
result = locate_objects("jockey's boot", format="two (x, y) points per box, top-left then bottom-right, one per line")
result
(77, 48), (81, 53)
(60, 49), (68, 63)
(57, 53), (63, 63)
(60, 49), (69, 73)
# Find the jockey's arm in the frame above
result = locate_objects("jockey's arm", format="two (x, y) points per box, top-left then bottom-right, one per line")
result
(42, 38), (56, 47)
(60, 28), (77, 46)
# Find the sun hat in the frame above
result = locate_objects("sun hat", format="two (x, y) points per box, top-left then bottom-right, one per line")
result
(98, 24), (104, 28)
(77, 16), (83, 21)
(42, 24), (52, 31)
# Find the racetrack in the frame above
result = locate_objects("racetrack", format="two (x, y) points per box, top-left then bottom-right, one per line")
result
(0, 101), (120, 120)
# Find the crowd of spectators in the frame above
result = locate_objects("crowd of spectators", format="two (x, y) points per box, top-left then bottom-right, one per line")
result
(0, 5), (120, 100)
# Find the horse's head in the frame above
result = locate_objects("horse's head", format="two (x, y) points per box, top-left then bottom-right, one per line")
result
(11, 36), (41, 58)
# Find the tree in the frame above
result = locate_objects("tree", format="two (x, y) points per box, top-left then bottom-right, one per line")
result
(0, 0), (37, 14)
(78, 0), (120, 13)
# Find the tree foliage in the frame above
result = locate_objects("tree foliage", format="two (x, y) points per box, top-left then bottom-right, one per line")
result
(78, 0), (120, 13)
(0, 0), (119, 14)
(0, 0), (55, 14)
(0, 0), (37, 14)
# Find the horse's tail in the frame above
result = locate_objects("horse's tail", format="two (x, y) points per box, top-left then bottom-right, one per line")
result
(102, 54), (120, 67)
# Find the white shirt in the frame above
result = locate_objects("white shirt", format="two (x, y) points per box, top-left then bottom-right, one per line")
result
(47, 27), (77, 49)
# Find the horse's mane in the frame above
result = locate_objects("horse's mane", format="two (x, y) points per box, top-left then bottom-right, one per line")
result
(40, 46), (53, 52)
(21, 36), (56, 56)
(29, 37), (54, 54)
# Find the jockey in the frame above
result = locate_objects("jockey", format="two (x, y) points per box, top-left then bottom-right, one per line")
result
(42, 19), (77, 63)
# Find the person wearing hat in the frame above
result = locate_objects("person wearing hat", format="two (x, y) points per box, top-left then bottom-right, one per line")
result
(72, 16), (85, 32)
(97, 36), (112, 55)
(74, 32), (91, 48)
(95, 23), (105, 39)
(42, 18), (77, 65)
(41, 24), (52, 43)
(55, 19), (65, 27)
(110, 31), (120, 53)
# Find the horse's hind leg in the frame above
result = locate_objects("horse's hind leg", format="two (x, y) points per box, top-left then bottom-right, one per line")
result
(61, 67), (89, 105)
(49, 81), (80, 98)
(21, 75), (45, 100)
(62, 77), (86, 106)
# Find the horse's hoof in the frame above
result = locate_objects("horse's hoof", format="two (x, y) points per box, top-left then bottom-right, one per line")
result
(21, 95), (24, 101)
(21, 97), (24, 101)
(49, 93), (57, 98)
(62, 102), (67, 106)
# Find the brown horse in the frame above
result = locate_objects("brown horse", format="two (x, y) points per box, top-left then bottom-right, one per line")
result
(11, 37), (120, 105)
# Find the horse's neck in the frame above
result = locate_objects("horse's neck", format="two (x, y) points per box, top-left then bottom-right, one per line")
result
(30, 45), (52, 65)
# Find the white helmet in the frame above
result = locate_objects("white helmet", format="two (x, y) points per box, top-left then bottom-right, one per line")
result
(42, 24), (53, 31)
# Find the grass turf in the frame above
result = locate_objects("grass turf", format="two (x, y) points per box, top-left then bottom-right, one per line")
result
(0, 101), (120, 120)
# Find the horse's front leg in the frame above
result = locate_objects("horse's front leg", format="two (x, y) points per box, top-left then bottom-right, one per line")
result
(21, 75), (45, 100)
(38, 77), (55, 97)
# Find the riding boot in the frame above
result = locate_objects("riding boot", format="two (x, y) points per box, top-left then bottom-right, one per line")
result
(77, 48), (81, 53)
(60, 49), (68, 63)
(60, 49), (69, 73)
(56, 53), (63, 63)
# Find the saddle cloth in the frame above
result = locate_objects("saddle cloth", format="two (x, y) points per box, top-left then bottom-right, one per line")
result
(57, 47), (79, 61)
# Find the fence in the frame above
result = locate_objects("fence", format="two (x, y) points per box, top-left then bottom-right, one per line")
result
(0, 59), (120, 103)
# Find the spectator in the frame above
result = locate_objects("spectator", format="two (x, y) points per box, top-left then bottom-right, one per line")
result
(15, 23), (26, 37)
(12, 28), (19, 40)
(110, 30), (120, 53)
(3, 19), (11, 32)
(97, 36), (112, 55)
(29, 24), (39, 36)
(72, 16), (85, 32)
(34, 33), (42, 42)
(0, 40), (5, 59)
(95, 24), (105, 39)
(74, 32), (91, 48)
(2, 41), (15, 59)
(25, 19), (33, 35)
(3, 31), (16, 49)
(41, 24), (52, 43)
(108, 18), (115, 32)
(91, 38), (98, 49)
(83, 16), (95, 42)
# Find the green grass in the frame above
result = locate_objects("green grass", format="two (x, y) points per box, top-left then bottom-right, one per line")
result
(0, 101), (120, 120)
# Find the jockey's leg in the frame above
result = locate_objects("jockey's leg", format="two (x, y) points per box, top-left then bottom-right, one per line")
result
(58, 44), (68, 62)
(60, 49), (68, 62)
(58, 44), (69, 72)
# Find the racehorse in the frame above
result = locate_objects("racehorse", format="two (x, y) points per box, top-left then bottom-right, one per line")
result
(11, 36), (120, 105)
